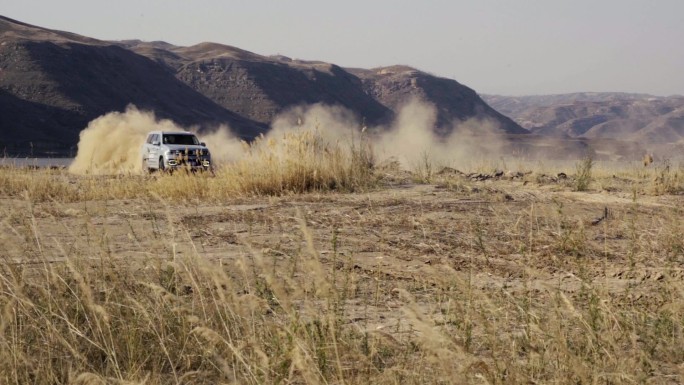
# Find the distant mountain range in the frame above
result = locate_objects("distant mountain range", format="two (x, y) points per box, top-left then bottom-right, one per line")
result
(482, 93), (684, 144)
(0, 15), (523, 156)
(4, 14), (681, 159)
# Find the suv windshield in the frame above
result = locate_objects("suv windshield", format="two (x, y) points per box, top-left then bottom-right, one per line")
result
(162, 134), (200, 145)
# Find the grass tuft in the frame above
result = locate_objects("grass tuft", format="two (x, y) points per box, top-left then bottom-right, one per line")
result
(574, 155), (594, 191)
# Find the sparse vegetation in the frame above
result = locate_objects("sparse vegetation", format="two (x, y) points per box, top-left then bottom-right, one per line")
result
(411, 150), (434, 183)
(574, 155), (594, 191)
(220, 127), (376, 195)
(0, 128), (376, 203)
(651, 160), (684, 195)
(1, 151), (684, 384)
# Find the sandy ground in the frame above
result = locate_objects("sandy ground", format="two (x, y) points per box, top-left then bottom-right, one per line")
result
(2, 177), (683, 338)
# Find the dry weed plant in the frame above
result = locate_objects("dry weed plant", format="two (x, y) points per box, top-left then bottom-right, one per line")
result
(411, 150), (434, 184)
(650, 161), (684, 195)
(574, 156), (594, 192)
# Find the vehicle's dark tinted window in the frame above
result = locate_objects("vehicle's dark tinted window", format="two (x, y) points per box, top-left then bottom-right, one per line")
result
(162, 134), (199, 145)
(146, 134), (154, 144)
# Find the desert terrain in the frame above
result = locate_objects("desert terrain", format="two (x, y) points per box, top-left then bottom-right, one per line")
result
(2, 11), (684, 385)
(1, 151), (683, 384)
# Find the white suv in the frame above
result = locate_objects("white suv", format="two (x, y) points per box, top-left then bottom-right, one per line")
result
(141, 131), (212, 172)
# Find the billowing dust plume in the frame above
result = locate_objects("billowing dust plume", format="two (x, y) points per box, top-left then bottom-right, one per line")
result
(259, 99), (511, 169)
(68, 106), (244, 174)
(69, 100), (515, 175)
(375, 98), (510, 168)
(196, 127), (246, 163)
(70, 106), (181, 174)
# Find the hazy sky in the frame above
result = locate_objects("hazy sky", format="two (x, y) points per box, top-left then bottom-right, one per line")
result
(4, 0), (684, 96)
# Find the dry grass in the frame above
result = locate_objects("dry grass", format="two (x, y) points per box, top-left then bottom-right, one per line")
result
(1, 144), (684, 384)
(0, 128), (376, 203)
(574, 155), (594, 191)
(216, 128), (375, 195)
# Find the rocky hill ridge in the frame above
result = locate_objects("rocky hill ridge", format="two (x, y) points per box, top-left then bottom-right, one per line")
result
(0, 15), (526, 155)
(483, 93), (684, 143)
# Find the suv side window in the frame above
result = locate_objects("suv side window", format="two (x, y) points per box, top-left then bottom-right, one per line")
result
(146, 134), (154, 144)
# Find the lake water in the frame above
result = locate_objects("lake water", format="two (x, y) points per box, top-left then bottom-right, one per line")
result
(0, 158), (74, 168)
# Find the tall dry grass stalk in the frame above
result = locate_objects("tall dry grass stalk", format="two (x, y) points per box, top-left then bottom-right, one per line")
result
(574, 155), (594, 191)
(1, 189), (684, 384)
(217, 127), (375, 195)
(0, 204), (460, 384)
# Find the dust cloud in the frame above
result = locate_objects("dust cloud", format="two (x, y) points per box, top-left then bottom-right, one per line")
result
(70, 106), (181, 174)
(68, 105), (244, 174)
(263, 99), (512, 169)
(197, 127), (246, 163)
(69, 100), (517, 175)
(270, 103), (361, 143)
(374, 98), (511, 169)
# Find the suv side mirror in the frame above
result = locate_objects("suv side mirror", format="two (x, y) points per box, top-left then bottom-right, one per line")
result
(152, 141), (160, 146)
(200, 142), (206, 147)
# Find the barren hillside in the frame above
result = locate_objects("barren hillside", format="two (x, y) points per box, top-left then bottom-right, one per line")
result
(351, 66), (527, 135)
(0, 16), (265, 155)
(483, 93), (684, 144)
(0, 15), (527, 155)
